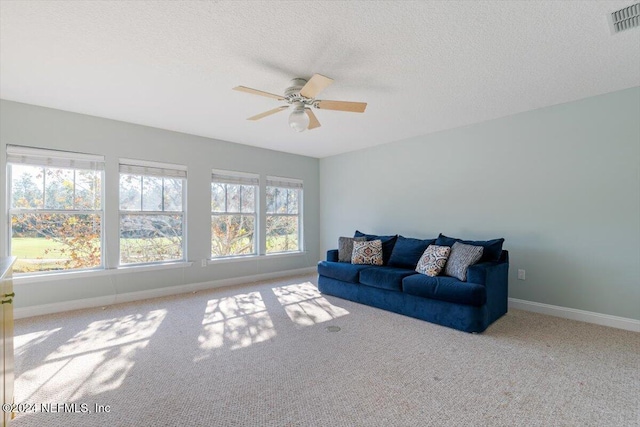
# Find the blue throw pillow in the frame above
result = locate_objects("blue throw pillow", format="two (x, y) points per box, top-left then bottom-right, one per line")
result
(354, 230), (398, 265)
(387, 236), (436, 269)
(435, 233), (504, 262)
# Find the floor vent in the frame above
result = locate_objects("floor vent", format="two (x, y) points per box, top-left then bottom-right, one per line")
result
(609, 3), (640, 33)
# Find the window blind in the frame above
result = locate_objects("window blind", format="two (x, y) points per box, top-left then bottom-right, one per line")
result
(212, 170), (259, 186)
(266, 176), (303, 189)
(120, 159), (187, 178)
(7, 145), (105, 170)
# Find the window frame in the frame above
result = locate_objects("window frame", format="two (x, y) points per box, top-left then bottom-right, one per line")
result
(210, 169), (259, 259)
(118, 159), (187, 267)
(6, 145), (105, 275)
(265, 176), (303, 254)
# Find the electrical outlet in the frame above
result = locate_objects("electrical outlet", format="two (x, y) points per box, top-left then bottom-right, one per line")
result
(201, 259), (207, 268)
(517, 269), (526, 280)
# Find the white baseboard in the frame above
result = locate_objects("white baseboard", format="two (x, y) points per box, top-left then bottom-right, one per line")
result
(509, 298), (640, 332)
(14, 267), (317, 320)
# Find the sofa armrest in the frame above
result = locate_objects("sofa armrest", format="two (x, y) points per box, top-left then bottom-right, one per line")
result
(467, 259), (509, 324)
(327, 249), (339, 262)
(467, 262), (499, 286)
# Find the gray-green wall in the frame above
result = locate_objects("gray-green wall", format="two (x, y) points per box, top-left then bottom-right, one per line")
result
(320, 87), (640, 320)
(0, 100), (320, 310)
(3, 88), (640, 321)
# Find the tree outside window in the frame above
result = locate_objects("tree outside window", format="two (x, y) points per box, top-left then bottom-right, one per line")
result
(7, 146), (104, 274)
(119, 161), (186, 265)
(211, 170), (258, 258)
(266, 177), (302, 254)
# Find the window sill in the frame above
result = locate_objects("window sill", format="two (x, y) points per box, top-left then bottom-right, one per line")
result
(207, 255), (259, 265)
(264, 251), (307, 259)
(207, 251), (307, 265)
(114, 261), (193, 274)
(14, 262), (194, 284)
(15, 268), (112, 284)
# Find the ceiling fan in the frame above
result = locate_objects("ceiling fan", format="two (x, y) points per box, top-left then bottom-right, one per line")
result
(233, 74), (367, 132)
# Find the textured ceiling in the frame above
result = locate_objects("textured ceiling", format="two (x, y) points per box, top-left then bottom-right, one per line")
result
(1, 1), (639, 158)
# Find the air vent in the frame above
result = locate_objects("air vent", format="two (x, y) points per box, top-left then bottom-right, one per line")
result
(609, 3), (640, 33)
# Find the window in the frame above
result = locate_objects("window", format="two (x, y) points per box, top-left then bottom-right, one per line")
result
(7, 145), (104, 274)
(266, 176), (303, 254)
(119, 160), (186, 265)
(211, 170), (258, 258)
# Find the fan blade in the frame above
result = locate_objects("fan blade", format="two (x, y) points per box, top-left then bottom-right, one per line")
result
(247, 106), (289, 121)
(305, 109), (321, 130)
(315, 100), (367, 113)
(300, 74), (334, 99)
(233, 86), (285, 100)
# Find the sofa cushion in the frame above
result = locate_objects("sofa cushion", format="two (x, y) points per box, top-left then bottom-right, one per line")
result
(338, 236), (366, 262)
(415, 245), (451, 277)
(351, 240), (384, 265)
(402, 274), (486, 306)
(436, 234), (504, 262)
(354, 231), (398, 265)
(387, 236), (436, 269)
(360, 266), (418, 292)
(444, 242), (483, 281)
(317, 261), (371, 284)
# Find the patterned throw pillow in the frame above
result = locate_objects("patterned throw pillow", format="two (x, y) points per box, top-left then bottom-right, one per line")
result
(351, 240), (383, 265)
(444, 242), (484, 281)
(415, 245), (451, 277)
(338, 236), (366, 262)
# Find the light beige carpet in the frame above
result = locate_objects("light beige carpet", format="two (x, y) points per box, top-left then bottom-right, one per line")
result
(9, 274), (640, 426)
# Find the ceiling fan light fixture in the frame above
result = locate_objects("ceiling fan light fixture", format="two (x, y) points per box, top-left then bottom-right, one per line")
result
(288, 105), (309, 132)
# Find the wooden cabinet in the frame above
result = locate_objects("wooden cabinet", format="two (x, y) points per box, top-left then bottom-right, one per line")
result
(0, 257), (16, 427)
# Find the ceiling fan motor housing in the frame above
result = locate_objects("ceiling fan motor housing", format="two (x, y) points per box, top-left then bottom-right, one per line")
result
(284, 78), (308, 98)
(284, 78), (317, 107)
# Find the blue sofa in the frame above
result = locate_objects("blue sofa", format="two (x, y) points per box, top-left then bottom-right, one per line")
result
(317, 233), (509, 333)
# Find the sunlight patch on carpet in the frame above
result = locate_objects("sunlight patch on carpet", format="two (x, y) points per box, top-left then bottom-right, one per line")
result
(199, 292), (276, 351)
(14, 328), (62, 358)
(272, 282), (349, 326)
(15, 309), (166, 402)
